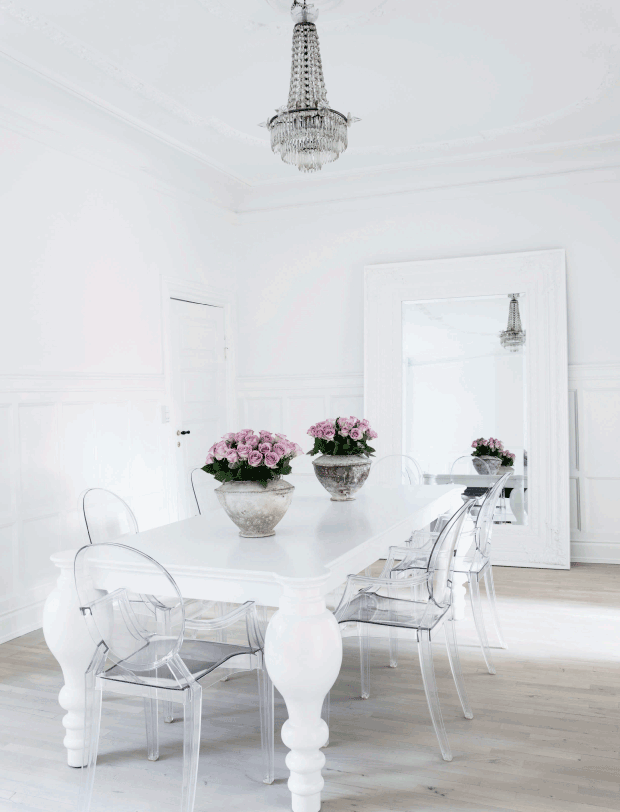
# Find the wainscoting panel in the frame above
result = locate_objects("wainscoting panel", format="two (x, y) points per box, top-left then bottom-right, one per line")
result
(237, 374), (365, 476)
(0, 376), (173, 643)
(568, 364), (620, 564)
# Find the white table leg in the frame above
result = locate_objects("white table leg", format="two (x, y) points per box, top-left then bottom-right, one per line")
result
(43, 554), (97, 768)
(265, 579), (342, 812)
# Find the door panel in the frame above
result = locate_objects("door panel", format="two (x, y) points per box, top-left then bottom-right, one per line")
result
(170, 299), (226, 518)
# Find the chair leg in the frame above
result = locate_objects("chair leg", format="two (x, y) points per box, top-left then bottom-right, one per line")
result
(483, 567), (507, 649)
(388, 627), (399, 668)
(180, 684), (202, 812)
(359, 622), (370, 699)
(257, 653), (275, 785)
(469, 573), (496, 675)
(443, 617), (473, 719)
(160, 608), (174, 722)
(387, 580), (398, 668)
(144, 697), (159, 761)
(417, 630), (452, 762)
(321, 692), (330, 748)
(79, 682), (102, 812)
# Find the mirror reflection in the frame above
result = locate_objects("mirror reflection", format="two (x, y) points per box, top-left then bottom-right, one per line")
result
(402, 294), (528, 525)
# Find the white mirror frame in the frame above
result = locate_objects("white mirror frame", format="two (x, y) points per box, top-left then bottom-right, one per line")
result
(365, 249), (570, 569)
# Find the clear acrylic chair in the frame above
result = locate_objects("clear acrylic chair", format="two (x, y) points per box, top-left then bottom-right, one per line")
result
(407, 473), (512, 674)
(449, 455), (490, 479)
(80, 488), (138, 544)
(326, 499), (474, 762)
(190, 467), (221, 516)
(74, 542), (274, 812)
(371, 453), (423, 486)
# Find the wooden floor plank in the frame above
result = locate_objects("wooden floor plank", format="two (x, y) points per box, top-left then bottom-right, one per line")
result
(0, 563), (618, 811)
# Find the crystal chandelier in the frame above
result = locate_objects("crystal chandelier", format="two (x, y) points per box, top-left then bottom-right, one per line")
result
(499, 294), (526, 352)
(261, 1), (359, 172)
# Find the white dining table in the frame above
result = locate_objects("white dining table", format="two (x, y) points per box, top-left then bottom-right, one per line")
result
(43, 477), (462, 812)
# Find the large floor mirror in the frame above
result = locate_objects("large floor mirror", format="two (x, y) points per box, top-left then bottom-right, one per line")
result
(365, 249), (569, 568)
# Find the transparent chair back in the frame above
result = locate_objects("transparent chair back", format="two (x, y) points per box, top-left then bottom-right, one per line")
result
(75, 543), (185, 673)
(371, 454), (423, 486)
(474, 472), (512, 559)
(449, 455), (490, 478)
(190, 467), (220, 515)
(336, 499), (472, 625)
(81, 488), (138, 544)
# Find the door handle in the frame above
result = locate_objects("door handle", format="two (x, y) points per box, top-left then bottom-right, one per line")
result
(177, 430), (191, 436)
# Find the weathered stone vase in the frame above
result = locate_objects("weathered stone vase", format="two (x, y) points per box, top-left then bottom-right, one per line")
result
(472, 456), (502, 475)
(312, 454), (372, 501)
(215, 478), (294, 537)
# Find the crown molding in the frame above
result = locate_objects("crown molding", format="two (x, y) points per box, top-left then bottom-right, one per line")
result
(0, 50), (246, 214)
(237, 136), (620, 213)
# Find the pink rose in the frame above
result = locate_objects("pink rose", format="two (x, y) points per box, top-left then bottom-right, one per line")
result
(205, 453), (215, 465)
(259, 431), (274, 443)
(339, 428), (349, 437)
(237, 443), (251, 459)
(258, 442), (272, 454)
(368, 430), (378, 439)
(226, 450), (239, 465)
(214, 441), (229, 460)
(248, 451), (263, 467)
(293, 443), (304, 457)
(349, 427), (363, 441)
(223, 432), (236, 442)
(264, 451), (279, 468)
(235, 430), (249, 443)
(246, 434), (260, 448)
(273, 443), (287, 457)
(323, 426), (335, 440)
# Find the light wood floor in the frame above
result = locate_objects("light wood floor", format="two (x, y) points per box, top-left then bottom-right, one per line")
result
(0, 564), (618, 812)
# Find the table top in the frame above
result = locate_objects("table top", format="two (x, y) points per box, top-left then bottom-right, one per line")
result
(62, 477), (462, 588)
(430, 474), (527, 487)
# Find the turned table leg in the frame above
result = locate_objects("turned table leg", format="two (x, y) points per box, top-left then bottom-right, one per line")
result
(265, 578), (342, 812)
(43, 553), (97, 768)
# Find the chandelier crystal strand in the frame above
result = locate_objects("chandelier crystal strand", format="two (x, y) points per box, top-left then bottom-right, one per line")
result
(261, 0), (359, 172)
(499, 294), (526, 352)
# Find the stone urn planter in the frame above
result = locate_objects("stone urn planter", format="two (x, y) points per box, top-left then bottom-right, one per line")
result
(312, 455), (372, 501)
(472, 456), (502, 475)
(215, 478), (294, 537)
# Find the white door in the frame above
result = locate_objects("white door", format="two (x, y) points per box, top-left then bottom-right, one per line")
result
(169, 298), (227, 518)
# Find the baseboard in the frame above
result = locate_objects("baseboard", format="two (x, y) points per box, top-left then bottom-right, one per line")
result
(570, 540), (620, 565)
(0, 598), (47, 644)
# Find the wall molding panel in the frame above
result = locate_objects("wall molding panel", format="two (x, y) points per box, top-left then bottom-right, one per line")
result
(237, 373), (364, 475)
(569, 363), (620, 564)
(0, 378), (175, 643)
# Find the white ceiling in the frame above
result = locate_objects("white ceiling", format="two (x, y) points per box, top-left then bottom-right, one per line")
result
(1, 0), (620, 192)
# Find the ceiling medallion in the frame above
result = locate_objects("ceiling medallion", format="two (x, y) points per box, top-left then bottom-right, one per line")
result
(499, 294), (526, 353)
(260, 0), (359, 172)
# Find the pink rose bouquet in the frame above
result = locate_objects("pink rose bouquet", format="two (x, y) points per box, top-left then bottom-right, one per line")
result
(202, 429), (303, 487)
(307, 416), (378, 458)
(471, 437), (516, 467)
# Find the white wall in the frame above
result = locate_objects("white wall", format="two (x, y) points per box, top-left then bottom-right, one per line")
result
(236, 172), (620, 563)
(0, 108), (238, 642)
